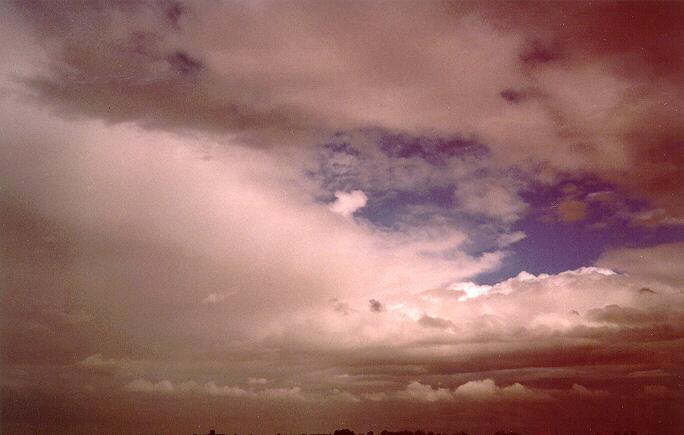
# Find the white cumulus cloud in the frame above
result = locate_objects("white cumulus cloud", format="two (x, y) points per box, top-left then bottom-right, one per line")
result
(329, 190), (368, 217)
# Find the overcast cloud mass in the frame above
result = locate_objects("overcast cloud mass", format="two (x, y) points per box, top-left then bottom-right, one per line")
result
(1, 1), (683, 434)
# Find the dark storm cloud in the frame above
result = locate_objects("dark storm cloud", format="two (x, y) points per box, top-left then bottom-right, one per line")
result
(494, 2), (684, 82)
(482, 1), (684, 216)
(9, 0), (682, 219)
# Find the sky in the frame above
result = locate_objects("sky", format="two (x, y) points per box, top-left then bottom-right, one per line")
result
(1, 1), (683, 434)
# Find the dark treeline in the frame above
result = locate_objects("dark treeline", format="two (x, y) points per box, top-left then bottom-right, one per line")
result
(329, 428), (502, 435)
(204, 428), (645, 435)
(322, 428), (645, 435)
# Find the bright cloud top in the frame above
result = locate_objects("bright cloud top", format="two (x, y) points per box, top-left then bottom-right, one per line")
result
(329, 190), (368, 217)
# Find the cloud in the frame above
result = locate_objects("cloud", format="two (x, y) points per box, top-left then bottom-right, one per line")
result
(453, 379), (544, 401)
(628, 208), (684, 228)
(5, 0), (682, 220)
(586, 304), (665, 325)
(454, 178), (528, 223)
(1, 3), (682, 433)
(329, 190), (368, 217)
(124, 378), (174, 394)
(369, 299), (385, 313)
(202, 292), (226, 304)
(258, 251), (682, 372)
(123, 378), (308, 401)
(362, 392), (388, 402)
(330, 389), (360, 403)
(262, 386), (306, 401)
(393, 379), (546, 403)
(570, 383), (610, 398)
(204, 381), (253, 398)
(79, 354), (130, 376)
(596, 242), (684, 288)
(0, 102), (510, 367)
(396, 381), (453, 402)
(448, 281), (493, 301)
(418, 314), (453, 330)
(556, 198), (588, 222)
(80, 354), (119, 370)
(496, 231), (526, 248)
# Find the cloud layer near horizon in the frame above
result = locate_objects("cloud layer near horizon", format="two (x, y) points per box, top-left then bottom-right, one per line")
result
(1, 1), (683, 434)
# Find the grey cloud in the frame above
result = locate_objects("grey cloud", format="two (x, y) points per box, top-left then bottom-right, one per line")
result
(597, 243), (684, 288)
(0, 99), (507, 371)
(331, 299), (352, 315)
(125, 378), (175, 394)
(6, 0), (682, 220)
(6, 0), (683, 220)
(79, 354), (129, 376)
(586, 304), (675, 325)
(369, 299), (385, 313)
(499, 88), (526, 103)
(418, 315), (453, 330)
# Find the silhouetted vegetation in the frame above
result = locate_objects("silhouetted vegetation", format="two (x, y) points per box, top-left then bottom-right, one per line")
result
(194, 427), (646, 435)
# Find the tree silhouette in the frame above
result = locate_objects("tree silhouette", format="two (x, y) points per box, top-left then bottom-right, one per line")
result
(334, 428), (356, 435)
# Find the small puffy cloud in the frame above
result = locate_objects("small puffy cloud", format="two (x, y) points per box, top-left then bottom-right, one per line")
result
(80, 354), (117, 369)
(263, 386), (305, 401)
(556, 198), (588, 222)
(363, 392), (388, 401)
(202, 292), (226, 304)
(330, 389), (361, 403)
(392, 380), (546, 403)
(204, 381), (252, 398)
(329, 190), (368, 217)
(177, 381), (201, 392)
(571, 384), (591, 395)
(396, 381), (453, 402)
(248, 377), (269, 384)
(79, 354), (128, 375)
(454, 379), (546, 401)
(124, 378), (174, 394)
(570, 384), (610, 397)
(453, 379), (497, 399)
(122, 379), (307, 401)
